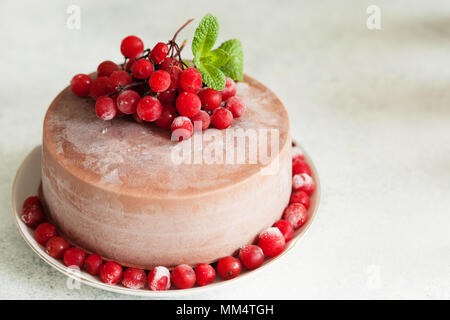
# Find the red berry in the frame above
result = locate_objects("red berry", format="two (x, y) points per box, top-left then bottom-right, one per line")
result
(238, 245), (264, 270)
(195, 263), (215, 286)
(70, 74), (92, 97)
(116, 90), (140, 114)
(63, 247), (86, 267)
(150, 42), (169, 64)
(199, 88), (222, 111)
(97, 61), (119, 77)
(84, 254), (102, 275)
(99, 261), (123, 285)
(273, 220), (295, 241)
(167, 66), (182, 90)
(137, 96), (162, 122)
(190, 110), (210, 130)
(258, 227), (285, 257)
(155, 104), (176, 130)
(210, 107), (233, 130)
(23, 196), (41, 209)
(171, 264), (196, 289)
(171, 116), (194, 141)
(225, 96), (246, 118)
(90, 76), (114, 99)
(125, 57), (137, 71)
(131, 59), (154, 79)
(160, 57), (182, 72)
(179, 68), (202, 94)
(120, 35), (144, 58)
(109, 70), (132, 89)
(292, 159), (312, 176)
(292, 173), (315, 195)
(35, 222), (57, 245)
(217, 256), (242, 280)
(283, 203), (308, 229)
(122, 268), (146, 289)
(176, 92), (201, 117)
(221, 77), (237, 100)
(148, 266), (171, 291)
(289, 190), (310, 208)
(21, 205), (46, 228)
(95, 96), (117, 120)
(149, 70), (171, 92)
(45, 236), (70, 259)
(158, 89), (176, 106)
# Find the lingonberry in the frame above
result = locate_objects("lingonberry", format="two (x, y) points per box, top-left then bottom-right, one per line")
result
(149, 70), (171, 92)
(195, 263), (215, 286)
(176, 92), (201, 117)
(221, 77), (237, 101)
(238, 245), (264, 270)
(95, 96), (117, 120)
(292, 173), (315, 195)
(292, 159), (312, 176)
(99, 261), (123, 285)
(179, 67), (202, 94)
(120, 35), (144, 58)
(273, 219), (295, 241)
(289, 190), (310, 209)
(109, 70), (132, 90)
(217, 256), (242, 280)
(122, 268), (147, 289)
(158, 89), (177, 106)
(210, 107), (233, 130)
(63, 247), (86, 268)
(90, 76), (114, 99)
(21, 205), (46, 228)
(70, 74), (92, 97)
(283, 203), (308, 229)
(171, 264), (196, 289)
(199, 88), (222, 111)
(116, 90), (140, 114)
(97, 60), (119, 77)
(171, 116), (194, 141)
(190, 110), (210, 131)
(258, 227), (285, 257)
(160, 57), (182, 72)
(150, 42), (169, 64)
(225, 96), (246, 118)
(35, 222), (57, 245)
(131, 58), (154, 79)
(155, 104), (176, 130)
(148, 266), (171, 291)
(45, 236), (70, 259)
(137, 96), (162, 122)
(84, 254), (102, 275)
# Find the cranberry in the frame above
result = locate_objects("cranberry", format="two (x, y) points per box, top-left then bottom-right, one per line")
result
(99, 261), (123, 285)
(195, 263), (215, 286)
(131, 59), (154, 79)
(179, 68), (202, 94)
(149, 70), (171, 93)
(176, 92), (201, 117)
(217, 256), (242, 280)
(109, 70), (132, 89)
(45, 236), (70, 259)
(150, 42), (169, 64)
(199, 88), (222, 111)
(95, 96), (117, 120)
(211, 107), (233, 130)
(70, 74), (92, 97)
(158, 89), (177, 106)
(190, 110), (211, 131)
(35, 222), (57, 245)
(97, 61), (119, 77)
(292, 173), (315, 195)
(21, 205), (46, 228)
(292, 159), (312, 176)
(273, 219), (294, 241)
(122, 268), (146, 289)
(155, 105), (176, 130)
(171, 264), (196, 289)
(171, 116), (194, 141)
(258, 227), (285, 257)
(289, 190), (310, 208)
(90, 76), (114, 99)
(238, 245), (264, 270)
(225, 96), (246, 118)
(116, 90), (140, 114)
(137, 96), (162, 122)
(160, 57), (182, 72)
(221, 77), (237, 100)
(148, 266), (171, 291)
(84, 254), (103, 275)
(283, 203), (308, 229)
(63, 247), (86, 268)
(120, 35), (144, 58)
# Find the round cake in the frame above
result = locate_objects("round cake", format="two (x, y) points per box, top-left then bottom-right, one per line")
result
(41, 75), (291, 269)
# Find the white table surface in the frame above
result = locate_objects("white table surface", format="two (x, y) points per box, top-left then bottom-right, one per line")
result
(1, 0), (449, 299)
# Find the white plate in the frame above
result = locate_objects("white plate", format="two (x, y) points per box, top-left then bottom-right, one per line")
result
(11, 144), (320, 297)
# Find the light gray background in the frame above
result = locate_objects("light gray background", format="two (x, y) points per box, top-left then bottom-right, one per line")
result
(1, 0), (449, 299)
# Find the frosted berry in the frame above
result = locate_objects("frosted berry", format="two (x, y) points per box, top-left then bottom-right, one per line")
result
(63, 247), (86, 268)
(155, 105), (176, 130)
(283, 203), (308, 229)
(21, 205), (46, 228)
(238, 245), (264, 270)
(23, 196), (41, 210)
(95, 96), (117, 120)
(158, 89), (176, 106)
(122, 268), (146, 289)
(258, 227), (285, 257)
(45, 236), (70, 259)
(132, 59), (154, 79)
(35, 222), (57, 245)
(176, 92), (201, 117)
(210, 107), (233, 130)
(225, 96), (246, 118)
(167, 65), (182, 90)
(221, 77), (237, 101)
(99, 261), (123, 285)
(171, 116), (194, 141)
(289, 190), (310, 209)
(199, 88), (222, 111)
(190, 110), (210, 131)
(148, 266), (171, 291)
(70, 74), (92, 97)
(291, 146), (304, 162)
(217, 256), (241, 280)
(179, 67), (202, 94)
(120, 35), (144, 58)
(149, 70), (171, 92)
(116, 90), (140, 114)
(109, 70), (132, 89)
(84, 254), (102, 275)
(171, 264), (196, 289)
(160, 57), (182, 72)
(150, 42), (169, 64)
(273, 219), (294, 241)
(90, 76), (114, 99)
(137, 96), (162, 122)
(292, 173), (315, 195)
(97, 61), (119, 77)
(292, 159), (312, 176)
(195, 264), (215, 286)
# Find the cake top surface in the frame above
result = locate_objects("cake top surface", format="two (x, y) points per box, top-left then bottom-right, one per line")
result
(43, 75), (290, 197)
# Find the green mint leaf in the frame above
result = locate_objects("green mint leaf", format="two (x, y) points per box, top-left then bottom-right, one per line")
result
(218, 39), (243, 81)
(196, 62), (226, 91)
(192, 14), (219, 59)
(200, 48), (229, 67)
